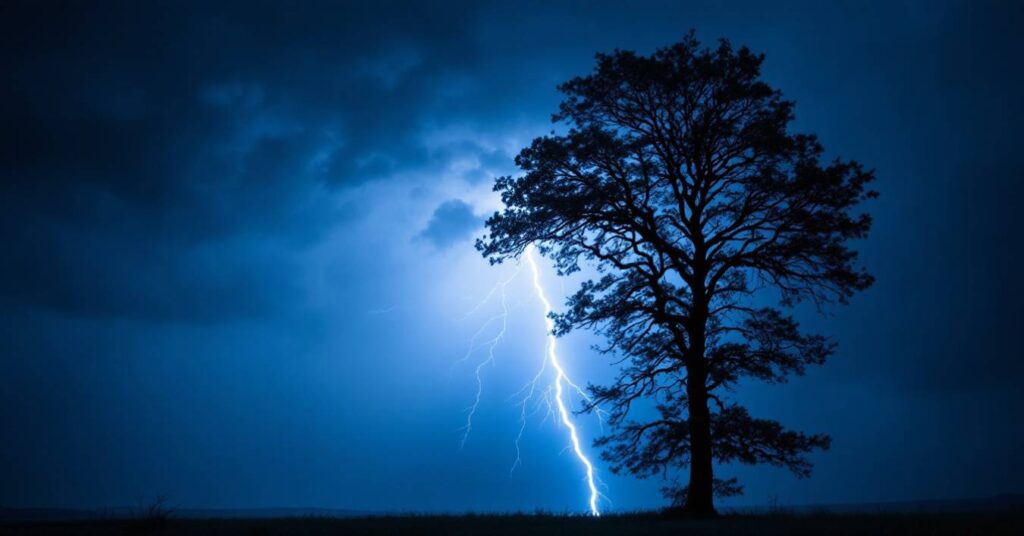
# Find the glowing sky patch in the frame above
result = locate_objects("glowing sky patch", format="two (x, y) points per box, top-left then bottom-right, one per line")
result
(458, 244), (603, 516)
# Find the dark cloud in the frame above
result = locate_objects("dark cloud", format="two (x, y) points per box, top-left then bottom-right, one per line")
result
(0, 0), (494, 321)
(417, 199), (483, 250)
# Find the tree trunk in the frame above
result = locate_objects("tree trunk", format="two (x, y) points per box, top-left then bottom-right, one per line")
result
(682, 238), (716, 516)
(682, 293), (717, 517)
(683, 377), (716, 517)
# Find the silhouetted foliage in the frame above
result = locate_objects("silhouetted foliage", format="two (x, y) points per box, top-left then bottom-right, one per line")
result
(479, 32), (875, 516)
(132, 495), (174, 534)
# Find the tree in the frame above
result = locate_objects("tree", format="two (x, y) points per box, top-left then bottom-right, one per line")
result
(478, 33), (876, 516)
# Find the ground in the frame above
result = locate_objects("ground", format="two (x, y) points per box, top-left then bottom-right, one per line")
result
(2, 512), (1023, 536)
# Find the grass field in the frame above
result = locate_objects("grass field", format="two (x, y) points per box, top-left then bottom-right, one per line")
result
(2, 512), (1023, 536)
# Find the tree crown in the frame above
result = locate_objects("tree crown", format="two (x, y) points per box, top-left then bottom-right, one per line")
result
(478, 33), (874, 499)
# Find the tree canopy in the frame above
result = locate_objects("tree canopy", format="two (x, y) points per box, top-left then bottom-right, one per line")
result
(478, 33), (875, 516)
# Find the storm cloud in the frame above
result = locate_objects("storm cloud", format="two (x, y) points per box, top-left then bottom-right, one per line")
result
(417, 200), (482, 249)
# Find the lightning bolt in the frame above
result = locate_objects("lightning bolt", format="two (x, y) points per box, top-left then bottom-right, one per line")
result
(523, 244), (602, 517)
(458, 263), (521, 449)
(457, 244), (604, 516)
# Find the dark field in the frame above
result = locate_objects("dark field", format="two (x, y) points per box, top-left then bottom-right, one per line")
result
(3, 513), (1023, 536)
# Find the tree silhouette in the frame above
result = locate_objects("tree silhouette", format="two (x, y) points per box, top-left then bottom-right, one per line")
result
(478, 33), (876, 516)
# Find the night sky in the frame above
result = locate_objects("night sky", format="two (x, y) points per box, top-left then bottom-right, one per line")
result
(2, 0), (1022, 513)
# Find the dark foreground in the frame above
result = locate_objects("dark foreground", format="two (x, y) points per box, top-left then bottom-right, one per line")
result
(3, 513), (1024, 536)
